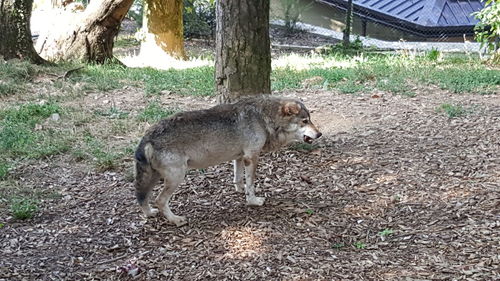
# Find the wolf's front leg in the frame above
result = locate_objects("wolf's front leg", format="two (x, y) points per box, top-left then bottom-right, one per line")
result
(243, 155), (265, 206)
(156, 166), (188, 227)
(233, 158), (245, 193)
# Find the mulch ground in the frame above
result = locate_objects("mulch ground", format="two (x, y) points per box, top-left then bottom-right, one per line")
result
(1, 87), (499, 280)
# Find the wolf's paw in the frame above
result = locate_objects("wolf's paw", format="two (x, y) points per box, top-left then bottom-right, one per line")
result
(146, 208), (158, 218)
(143, 207), (158, 217)
(169, 215), (188, 227)
(247, 196), (265, 206)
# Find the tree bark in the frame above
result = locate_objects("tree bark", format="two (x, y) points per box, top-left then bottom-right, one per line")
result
(215, 0), (271, 103)
(140, 0), (186, 59)
(0, 0), (46, 64)
(343, 0), (353, 48)
(36, 0), (133, 63)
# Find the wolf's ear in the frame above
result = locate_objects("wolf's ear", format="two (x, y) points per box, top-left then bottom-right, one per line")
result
(281, 102), (301, 116)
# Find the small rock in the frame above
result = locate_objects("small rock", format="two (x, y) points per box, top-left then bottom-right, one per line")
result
(50, 113), (60, 121)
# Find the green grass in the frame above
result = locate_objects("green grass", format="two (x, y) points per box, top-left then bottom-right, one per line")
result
(0, 161), (9, 179)
(353, 241), (366, 249)
(272, 53), (499, 95)
(0, 103), (70, 159)
(331, 243), (345, 249)
(0, 103), (71, 191)
(70, 64), (215, 95)
(10, 197), (38, 220)
(72, 136), (123, 171)
(114, 36), (140, 48)
(94, 107), (129, 119)
(378, 229), (394, 237)
(437, 104), (469, 118)
(137, 101), (177, 122)
(0, 60), (42, 96)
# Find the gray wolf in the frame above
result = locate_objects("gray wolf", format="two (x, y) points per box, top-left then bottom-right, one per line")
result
(134, 96), (322, 226)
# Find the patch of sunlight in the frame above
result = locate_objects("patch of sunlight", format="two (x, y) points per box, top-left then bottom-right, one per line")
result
(272, 53), (358, 70)
(120, 47), (212, 70)
(220, 226), (266, 259)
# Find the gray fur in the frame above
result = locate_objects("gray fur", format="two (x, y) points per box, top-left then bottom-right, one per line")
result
(134, 96), (321, 226)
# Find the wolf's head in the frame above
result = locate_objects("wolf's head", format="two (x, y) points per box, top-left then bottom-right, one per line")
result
(280, 100), (322, 144)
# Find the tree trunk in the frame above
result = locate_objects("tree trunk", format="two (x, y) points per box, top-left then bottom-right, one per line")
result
(343, 0), (353, 48)
(215, 0), (271, 103)
(140, 0), (185, 59)
(0, 0), (46, 64)
(36, 0), (133, 63)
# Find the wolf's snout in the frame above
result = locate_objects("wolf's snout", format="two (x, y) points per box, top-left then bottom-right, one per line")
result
(316, 132), (322, 138)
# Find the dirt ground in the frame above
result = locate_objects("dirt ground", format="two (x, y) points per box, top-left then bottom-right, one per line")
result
(2, 87), (499, 280)
(1, 28), (500, 280)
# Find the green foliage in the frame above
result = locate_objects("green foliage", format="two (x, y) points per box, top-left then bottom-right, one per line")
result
(114, 36), (140, 49)
(10, 198), (38, 220)
(337, 81), (366, 94)
(473, 0), (500, 63)
(305, 209), (314, 215)
(353, 242), (366, 249)
(137, 101), (177, 123)
(0, 161), (9, 179)
(184, 0), (216, 38)
(331, 243), (345, 249)
(426, 48), (441, 61)
(73, 136), (122, 171)
(127, 0), (143, 27)
(0, 61), (38, 96)
(0, 103), (69, 159)
(318, 37), (365, 55)
(378, 229), (394, 237)
(0, 103), (61, 125)
(279, 0), (312, 33)
(437, 104), (468, 118)
(71, 64), (214, 96)
(272, 52), (499, 95)
(430, 67), (500, 94)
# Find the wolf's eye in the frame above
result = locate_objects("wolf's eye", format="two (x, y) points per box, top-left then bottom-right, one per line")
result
(302, 119), (309, 124)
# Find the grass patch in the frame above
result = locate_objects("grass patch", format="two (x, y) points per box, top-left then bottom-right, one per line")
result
(114, 36), (140, 48)
(378, 228), (394, 237)
(72, 136), (123, 171)
(10, 197), (39, 220)
(0, 60), (41, 96)
(0, 103), (70, 159)
(353, 242), (366, 249)
(331, 243), (345, 249)
(70, 64), (215, 96)
(137, 101), (177, 123)
(272, 52), (499, 95)
(0, 161), (9, 179)
(437, 104), (469, 118)
(337, 81), (366, 94)
(94, 107), (130, 119)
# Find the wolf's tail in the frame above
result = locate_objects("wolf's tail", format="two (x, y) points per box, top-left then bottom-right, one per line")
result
(134, 141), (157, 206)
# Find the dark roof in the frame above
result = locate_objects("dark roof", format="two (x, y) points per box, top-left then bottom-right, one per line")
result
(317, 0), (485, 37)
